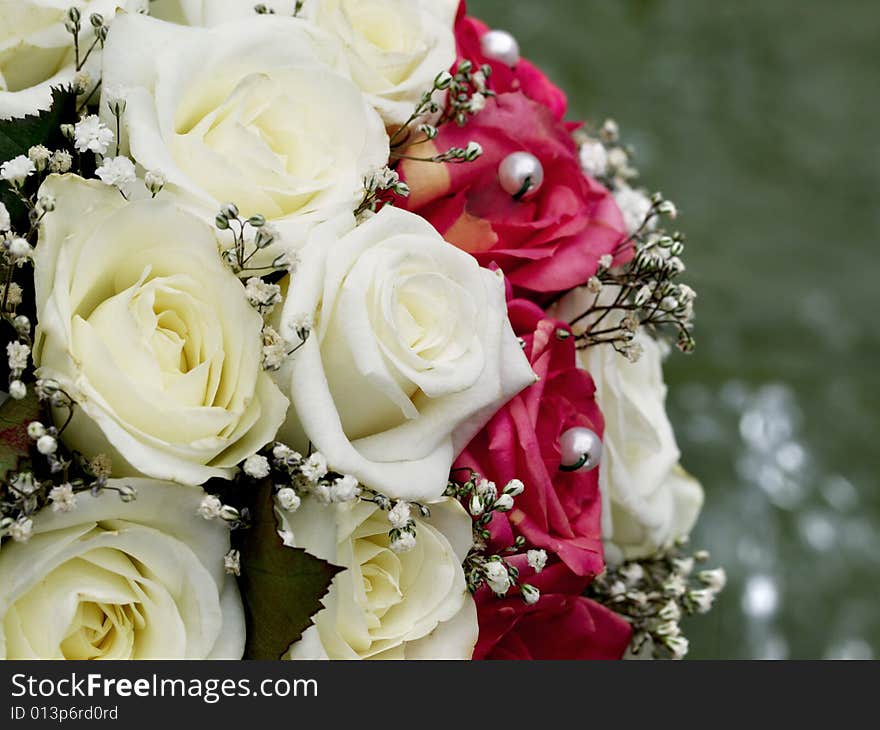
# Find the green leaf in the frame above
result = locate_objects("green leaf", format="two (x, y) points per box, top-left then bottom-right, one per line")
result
(0, 86), (77, 231)
(0, 390), (41, 480)
(236, 481), (341, 660)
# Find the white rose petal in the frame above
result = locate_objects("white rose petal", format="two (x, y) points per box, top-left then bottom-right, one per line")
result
(99, 13), (389, 269)
(282, 496), (477, 659)
(33, 175), (289, 486)
(0, 479), (244, 659)
(0, 0), (147, 120)
(275, 207), (535, 501)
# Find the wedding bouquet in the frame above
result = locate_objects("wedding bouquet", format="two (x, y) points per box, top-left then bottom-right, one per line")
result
(0, 0), (724, 660)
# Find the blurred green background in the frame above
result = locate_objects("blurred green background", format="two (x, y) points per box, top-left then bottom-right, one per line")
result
(470, 0), (879, 659)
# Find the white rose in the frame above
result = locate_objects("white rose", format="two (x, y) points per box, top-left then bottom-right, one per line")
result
(276, 207), (535, 501)
(100, 13), (389, 268)
(0, 0), (145, 120)
(553, 287), (703, 560)
(33, 174), (289, 485)
(0, 479), (244, 659)
(147, 0), (458, 126)
(282, 496), (477, 659)
(303, 0), (458, 124)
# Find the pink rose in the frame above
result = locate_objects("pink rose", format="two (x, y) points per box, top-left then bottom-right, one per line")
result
(474, 558), (631, 660)
(455, 298), (605, 577)
(400, 92), (627, 299)
(454, 3), (567, 120)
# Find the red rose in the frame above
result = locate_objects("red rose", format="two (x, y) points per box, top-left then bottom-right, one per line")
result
(400, 92), (627, 298)
(455, 298), (605, 577)
(455, 3), (567, 120)
(474, 558), (631, 660)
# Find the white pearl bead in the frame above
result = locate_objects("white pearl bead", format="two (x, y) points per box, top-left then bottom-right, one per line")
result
(480, 29), (520, 67)
(559, 427), (602, 472)
(498, 151), (544, 199)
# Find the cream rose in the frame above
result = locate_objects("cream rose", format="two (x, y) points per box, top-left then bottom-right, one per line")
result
(0, 479), (244, 659)
(33, 174), (289, 485)
(303, 0), (458, 125)
(553, 287), (703, 560)
(100, 13), (389, 267)
(147, 0), (457, 126)
(276, 206), (535, 501)
(0, 0), (145, 120)
(282, 497), (477, 659)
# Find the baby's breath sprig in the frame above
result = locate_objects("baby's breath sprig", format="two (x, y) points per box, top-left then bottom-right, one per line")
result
(0, 391), (136, 544)
(215, 203), (285, 274)
(355, 167), (411, 218)
(564, 119), (697, 358)
(246, 442), (429, 553)
(586, 540), (726, 660)
(388, 63), (491, 165)
(448, 468), (540, 604)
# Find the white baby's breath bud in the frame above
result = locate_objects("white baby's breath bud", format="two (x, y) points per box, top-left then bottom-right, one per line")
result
(219, 505), (240, 523)
(73, 115), (113, 155)
(11, 472), (37, 496)
(36, 194), (55, 213)
(7, 236), (33, 262)
(465, 141), (483, 161)
(245, 277), (282, 314)
(674, 557), (695, 576)
(95, 156), (136, 196)
(390, 530), (417, 554)
(689, 588), (715, 614)
(485, 561), (512, 595)
(27, 421), (46, 440)
(49, 150), (73, 174)
(621, 341), (643, 363)
(656, 619), (680, 638)
(49, 483), (77, 512)
(0, 202), (9, 232)
(311, 483), (333, 505)
(698, 568), (727, 592)
(598, 254), (613, 269)
(469, 92), (487, 113)
(476, 478), (497, 501)
(586, 276), (603, 294)
(198, 494), (223, 520)
(224, 549), (241, 577)
(36, 434), (58, 455)
(330, 475), (360, 503)
(521, 584), (540, 605)
(468, 493), (485, 517)
(658, 200), (678, 219)
(2, 282), (23, 306)
(387, 500), (412, 529)
(8, 380), (26, 400)
(664, 635), (689, 660)
(634, 284), (653, 306)
(663, 574), (687, 597)
(144, 169), (166, 196)
(117, 483), (137, 503)
(527, 549), (548, 573)
(261, 326), (287, 371)
(620, 562), (645, 585)
(609, 580), (627, 597)
(272, 443), (298, 463)
(579, 140), (609, 178)
(607, 147), (629, 172)
(27, 145), (51, 171)
(9, 517), (33, 543)
(503, 478), (525, 497)
(276, 487), (301, 512)
(494, 493), (514, 512)
(7, 341), (30, 371)
(0, 155), (35, 187)
(658, 600), (682, 622)
(242, 454), (270, 479)
(434, 71), (453, 90)
(600, 118), (619, 143)
(104, 87), (126, 117)
(300, 452), (328, 482)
